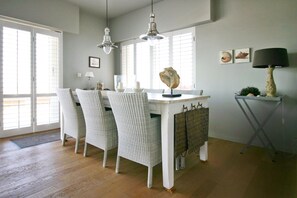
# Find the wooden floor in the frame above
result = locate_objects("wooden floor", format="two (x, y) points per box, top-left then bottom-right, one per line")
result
(0, 132), (296, 198)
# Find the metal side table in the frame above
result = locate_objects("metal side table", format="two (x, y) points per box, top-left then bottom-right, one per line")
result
(235, 95), (283, 159)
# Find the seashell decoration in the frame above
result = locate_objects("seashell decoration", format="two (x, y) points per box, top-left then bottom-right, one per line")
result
(235, 51), (249, 59)
(159, 67), (180, 89)
(221, 51), (232, 63)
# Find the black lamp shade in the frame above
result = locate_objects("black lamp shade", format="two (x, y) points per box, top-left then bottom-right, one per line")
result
(252, 48), (289, 68)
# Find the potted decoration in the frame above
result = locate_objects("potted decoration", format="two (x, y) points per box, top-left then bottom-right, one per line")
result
(239, 86), (260, 96)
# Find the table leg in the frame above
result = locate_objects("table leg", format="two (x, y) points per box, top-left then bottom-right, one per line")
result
(161, 106), (174, 190)
(59, 104), (64, 141)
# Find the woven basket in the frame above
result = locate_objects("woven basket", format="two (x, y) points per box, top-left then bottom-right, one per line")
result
(174, 112), (187, 157)
(174, 108), (209, 157)
(186, 108), (209, 154)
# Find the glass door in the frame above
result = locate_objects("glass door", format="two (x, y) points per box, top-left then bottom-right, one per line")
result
(0, 22), (33, 137)
(0, 19), (62, 138)
(34, 29), (61, 132)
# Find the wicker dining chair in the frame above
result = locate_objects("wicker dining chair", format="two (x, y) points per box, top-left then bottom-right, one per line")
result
(76, 89), (118, 167)
(56, 88), (86, 153)
(108, 92), (162, 188)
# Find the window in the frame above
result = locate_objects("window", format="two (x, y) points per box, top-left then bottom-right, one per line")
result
(121, 43), (134, 88)
(121, 27), (196, 89)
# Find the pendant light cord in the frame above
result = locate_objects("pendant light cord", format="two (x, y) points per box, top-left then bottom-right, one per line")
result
(151, 0), (153, 13)
(106, 0), (109, 27)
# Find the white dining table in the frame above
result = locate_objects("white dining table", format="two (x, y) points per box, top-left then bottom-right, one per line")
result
(66, 90), (210, 192)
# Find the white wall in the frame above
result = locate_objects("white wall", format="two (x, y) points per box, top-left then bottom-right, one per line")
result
(111, 0), (297, 153)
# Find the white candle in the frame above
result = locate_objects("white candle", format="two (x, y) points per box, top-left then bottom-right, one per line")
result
(135, 81), (140, 89)
(117, 82), (123, 89)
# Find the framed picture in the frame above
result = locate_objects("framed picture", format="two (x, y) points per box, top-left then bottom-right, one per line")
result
(89, 56), (100, 68)
(220, 50), (233, 64)
(234, 48), (250, 63)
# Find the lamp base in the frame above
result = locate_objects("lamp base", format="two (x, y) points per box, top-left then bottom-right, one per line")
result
(162, 89), (182, 97)
(265, 67), (276, 97)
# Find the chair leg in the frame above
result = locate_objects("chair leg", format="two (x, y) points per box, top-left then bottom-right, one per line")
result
(75, 138), (79, 154)
(83, 142), (88, 157)
(147, 167), (153, 188)
(115, 155), (120, 174)
(103, 150), (108, 168)
(62, 133), (66, 146)
(175, 156), (181, 170)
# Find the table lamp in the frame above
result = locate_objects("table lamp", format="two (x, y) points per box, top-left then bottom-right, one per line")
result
(252, 48), (289, 97)
(85, 71), (94, 89)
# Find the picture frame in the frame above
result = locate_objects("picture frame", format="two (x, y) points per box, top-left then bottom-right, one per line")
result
(234, 48), (250, 63)
(89, 56), (100, 68)
(220, 50), (233, 64)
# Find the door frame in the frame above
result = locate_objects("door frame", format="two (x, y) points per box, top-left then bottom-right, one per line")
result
(0, 19), (63, 138)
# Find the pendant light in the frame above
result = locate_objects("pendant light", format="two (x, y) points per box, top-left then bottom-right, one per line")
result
(139, 0), (164, 46)
(97, 0), (117, 54)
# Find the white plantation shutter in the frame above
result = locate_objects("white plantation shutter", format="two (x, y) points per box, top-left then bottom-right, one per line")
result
(136, 42), (150, 88)
(152, 37), (170, 89)
(2, 25), (32, 131)
(35, 31), (60, 127)
(121, 43), (134, 88)
(172, 28), (195, 89)
(36, 33), (59, 94)
(121, 27), (195, 90)
(3, 27), (31, 95)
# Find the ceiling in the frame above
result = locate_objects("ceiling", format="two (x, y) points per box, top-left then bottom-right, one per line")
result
(63, 0), (163, 19)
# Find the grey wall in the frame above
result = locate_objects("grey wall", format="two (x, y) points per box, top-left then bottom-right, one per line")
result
(0, 0), (79, 33)
(63, 11), (115, 90)
(197, 0), (297, 153)
(111, 0), (213, 42)
(111, 0), (297, 153)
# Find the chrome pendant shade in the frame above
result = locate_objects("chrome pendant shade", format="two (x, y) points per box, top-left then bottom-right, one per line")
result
(97, 0), (117, 54)
(140, 0), (164, 45)
(97, 27), (117, 54)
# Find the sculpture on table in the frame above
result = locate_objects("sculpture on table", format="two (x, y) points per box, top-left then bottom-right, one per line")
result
(159, 67), (181, 97)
